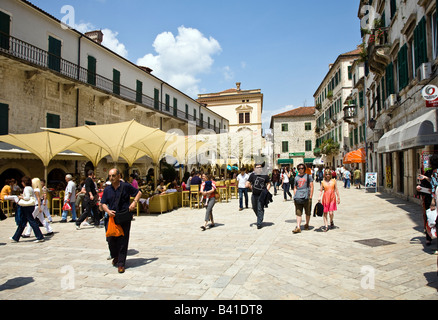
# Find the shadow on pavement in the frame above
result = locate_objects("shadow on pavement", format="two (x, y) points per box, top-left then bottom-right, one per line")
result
(0, 277), (34, 291)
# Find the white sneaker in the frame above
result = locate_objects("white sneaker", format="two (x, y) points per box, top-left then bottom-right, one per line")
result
(9, 237), (18, 243)
(33, 239), (44, 243)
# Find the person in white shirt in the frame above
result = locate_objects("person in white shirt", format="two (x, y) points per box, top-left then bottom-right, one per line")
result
(23, 177), (53, 237)
(236, 168), (250, 211)
(281, 167), (293, 201)
(61, 174), (77, 222)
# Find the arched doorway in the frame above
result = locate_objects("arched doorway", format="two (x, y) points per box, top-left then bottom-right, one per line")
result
(84, 161), (94, 177)
(48, 168), (66, 189)
(0, 168), (24, 188)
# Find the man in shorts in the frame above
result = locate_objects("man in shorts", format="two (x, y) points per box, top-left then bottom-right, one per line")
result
(292, 164), (314, 234)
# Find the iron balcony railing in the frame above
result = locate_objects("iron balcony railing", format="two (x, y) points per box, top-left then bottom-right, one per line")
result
(0, 33), (221, 133)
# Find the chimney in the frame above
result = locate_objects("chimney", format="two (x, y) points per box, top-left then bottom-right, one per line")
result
(85, 30), (104, 44)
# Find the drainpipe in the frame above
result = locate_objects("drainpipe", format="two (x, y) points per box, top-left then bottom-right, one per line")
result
(76, 35), (82, 127)
(75, 35), (82, 176)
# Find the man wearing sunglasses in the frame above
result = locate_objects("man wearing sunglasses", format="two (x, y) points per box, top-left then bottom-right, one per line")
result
(292, 164), (314, 234)
(246, 162), (271, 229)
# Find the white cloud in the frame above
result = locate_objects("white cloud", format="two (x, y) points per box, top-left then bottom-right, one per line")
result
(73, 22), (128, 58)
(222, 66), (234, 81)
(101, 28), (128, 58)
(137, 26), (222, 97)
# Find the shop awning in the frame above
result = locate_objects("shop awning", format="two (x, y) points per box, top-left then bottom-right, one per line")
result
(377, 110), (438, 153)
(278, 159), (294, 165)
(343, 148), (366, 164)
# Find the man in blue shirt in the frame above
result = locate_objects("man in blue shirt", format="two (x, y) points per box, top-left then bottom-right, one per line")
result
(101, 168), (142, 273)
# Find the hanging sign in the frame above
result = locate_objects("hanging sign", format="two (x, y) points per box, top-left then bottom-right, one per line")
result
(422, 85), (438, 108)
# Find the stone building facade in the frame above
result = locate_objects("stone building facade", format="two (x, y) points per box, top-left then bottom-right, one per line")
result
(313, 48), (362, 168)
(270, 107), (316, 169)
(358, 0), (438, 202)
(0, 0), (228, 184)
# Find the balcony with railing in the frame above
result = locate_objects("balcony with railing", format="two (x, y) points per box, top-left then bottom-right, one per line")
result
(0, 33), (221, 133)
(366, 27), (391, 76)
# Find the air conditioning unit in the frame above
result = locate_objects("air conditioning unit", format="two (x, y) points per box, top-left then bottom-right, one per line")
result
(417, 62), (432, 82)
(384, 94), (398, 112)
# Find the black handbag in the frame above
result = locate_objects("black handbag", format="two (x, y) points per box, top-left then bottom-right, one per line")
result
(113, 183), (133, 225)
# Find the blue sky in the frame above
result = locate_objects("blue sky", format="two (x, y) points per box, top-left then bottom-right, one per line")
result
(31, 0), (362, 130)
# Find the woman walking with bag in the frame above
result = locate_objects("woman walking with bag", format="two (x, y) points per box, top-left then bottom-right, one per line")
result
(318, 169), (340, 232)
(10, 176), (44, 243)
(22, 178), (53, 238)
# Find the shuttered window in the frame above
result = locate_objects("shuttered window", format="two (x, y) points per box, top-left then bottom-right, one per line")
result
(47, 113), (60, 129)
(0, 11), (10, 50)
(48, 36), (62, 72)
(173, 98), (177, 117)
(87, 55), (96, 85)
(165, 94), (170, 111)
(136, 80), (142, 103)
(397, 45), (409, 91)
(385, 62), (394, 96)
(0, 103), (8, 135)
(154, 89), (159, 110)
(113, 69), (120, 95)
(414, 17), (428, 70)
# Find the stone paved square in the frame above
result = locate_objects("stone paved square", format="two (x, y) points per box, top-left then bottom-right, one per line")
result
(0, 182), (437, 300)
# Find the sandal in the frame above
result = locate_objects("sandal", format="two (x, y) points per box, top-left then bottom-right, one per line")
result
(200, 226), (206, 231)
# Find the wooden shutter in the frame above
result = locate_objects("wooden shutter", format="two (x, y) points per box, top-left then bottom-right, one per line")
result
(87, 56), (96, 85)
(398, 45), (408, 90)
(48, 36), (62, 72)
(173, 98), (177, 116)
(0, 11), (10, 50)
(0, 103), (8, 135)
(386, 62), (394, 96)
(154, 89), (159, 110)
(113, 69), (120, 95)
(136, 80), (143, 103)
(47, 113), (60, 129)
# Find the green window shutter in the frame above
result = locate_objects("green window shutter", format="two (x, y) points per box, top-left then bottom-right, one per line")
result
(386, 62), (394, 96)
(414, 18), (427, 70)
(173, 98), (177, 116)
(390, 0), (397, 19)
(282, 141), (289, 153)
(305, 141), (312, 152)
(418, 17), (427, 68)
(48, 36), (62, 72)
(47, 113), (60, 129)
(0, 11), (10, 50)
(0, 103), (8, 135)
(136, 80), (143, 103)
(398, 45), (408, 90)
(87, 55), (96, 85)
(113, 69), (120, 95)
(165, 94), (170, 111)
(154, 88), (159, 110)
(185, 104), (189, 119)
(359, 91), (364, 108)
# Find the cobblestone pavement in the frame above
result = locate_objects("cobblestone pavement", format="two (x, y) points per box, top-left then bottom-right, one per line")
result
(0, 181), (437, 300)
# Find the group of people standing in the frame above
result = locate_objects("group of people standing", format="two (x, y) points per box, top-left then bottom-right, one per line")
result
(227, 162), (341, 233)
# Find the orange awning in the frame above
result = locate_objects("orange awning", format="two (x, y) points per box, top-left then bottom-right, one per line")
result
(343, 148), (366, 164)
